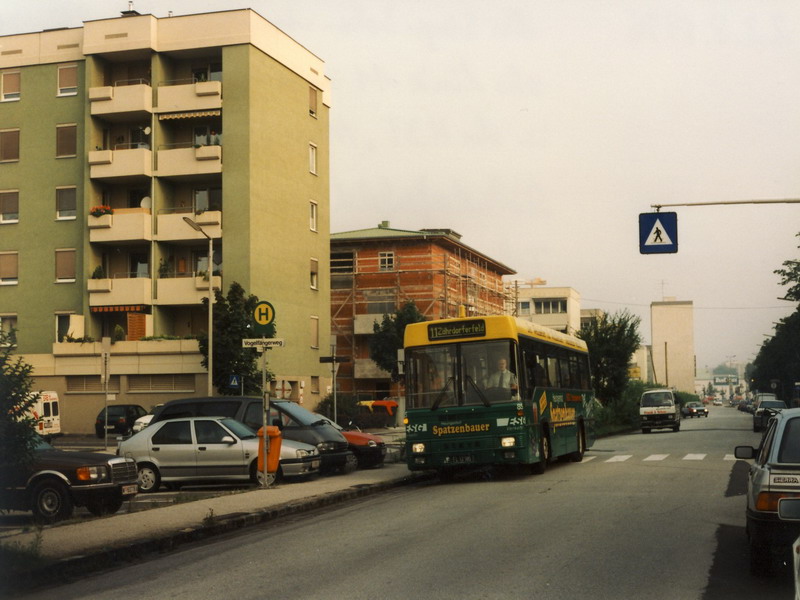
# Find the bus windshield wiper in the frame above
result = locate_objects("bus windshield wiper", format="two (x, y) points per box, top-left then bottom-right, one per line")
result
(465, 375), (491, 408)
(431, 376), (455, 411)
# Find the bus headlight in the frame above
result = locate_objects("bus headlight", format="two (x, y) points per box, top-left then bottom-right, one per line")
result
(500, 436), (516, 448)
(412, 443), (426, 454)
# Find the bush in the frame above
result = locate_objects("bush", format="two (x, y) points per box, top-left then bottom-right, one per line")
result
(593, 380), (648, 436)
(314, 394), (360, 427)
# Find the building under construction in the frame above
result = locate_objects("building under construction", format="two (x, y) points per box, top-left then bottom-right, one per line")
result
(329, 222), (515, 400)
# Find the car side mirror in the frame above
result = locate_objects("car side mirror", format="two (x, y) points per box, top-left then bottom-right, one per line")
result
(734, 446), (755, 460)
(221, 435), (236, 444)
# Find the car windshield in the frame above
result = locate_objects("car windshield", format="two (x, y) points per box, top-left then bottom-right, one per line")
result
(220, 418), (257, 439)
(761, 400), (787, 410)
(778, 417), (800, 463)
(314, 414), (343, 431)
(642, 392), (673, 407)
(274, 401), (320, 426)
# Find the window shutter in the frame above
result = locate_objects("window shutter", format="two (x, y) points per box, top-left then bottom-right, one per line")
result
(0, 191), (18, 215)
(55, 249), (76, 280)
(0, 253), (18, 279)
(0, 130), (20, 161)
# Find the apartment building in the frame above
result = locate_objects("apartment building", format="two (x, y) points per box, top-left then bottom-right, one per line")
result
(651, 298), (696, 393)
(330, 222), (515, 400)
(509, 283), (582, 335)
(0, 9), (331, 432)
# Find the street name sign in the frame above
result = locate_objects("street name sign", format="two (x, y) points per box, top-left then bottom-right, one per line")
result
(639, 212), (678, 254)
(242, 338), (285, 351)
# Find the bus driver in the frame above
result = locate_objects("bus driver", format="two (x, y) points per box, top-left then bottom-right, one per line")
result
(486, 358), (518, 390)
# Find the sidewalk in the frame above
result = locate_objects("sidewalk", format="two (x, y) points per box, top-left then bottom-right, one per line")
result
(1, 429), (422, 595)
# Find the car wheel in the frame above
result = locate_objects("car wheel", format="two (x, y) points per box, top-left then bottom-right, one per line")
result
(137, 463), (161, 493)
(673, 423), (680, 432)
(31, 479), (73, 523)
(252, 460), (279, 486)
(340, 452), (358, 474)
(85, 495), (124, 516)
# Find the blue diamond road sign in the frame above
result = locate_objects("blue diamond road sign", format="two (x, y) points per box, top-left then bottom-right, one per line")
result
(639, 212), (678, 254)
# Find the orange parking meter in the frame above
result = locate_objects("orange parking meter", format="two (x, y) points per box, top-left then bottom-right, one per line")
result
(257, 425), (282, 479)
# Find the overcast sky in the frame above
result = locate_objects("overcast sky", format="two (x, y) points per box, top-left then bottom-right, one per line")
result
(4, 1), (799, 372)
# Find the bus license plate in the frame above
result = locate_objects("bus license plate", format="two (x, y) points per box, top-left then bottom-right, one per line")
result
(445, 455), (472, 465)
(122, 484), (138, 495)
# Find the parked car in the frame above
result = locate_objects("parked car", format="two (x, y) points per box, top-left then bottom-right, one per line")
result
(712, 398), (723, 406)
(117, 416), (320, 492)
(132, 404), (163, 434)
(753, 399), (788, 432)
(95, 404), (147, 438)
(738, 399), (754, 413)
(149, 397), (353, 474)
(0, 436), (137, 523)
(314, 414), (386, 468)
(734, 408), (800, 574)
(681, 401), (708, 418)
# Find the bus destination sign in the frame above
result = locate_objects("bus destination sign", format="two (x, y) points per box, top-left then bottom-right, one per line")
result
(428, 320), (486, 341)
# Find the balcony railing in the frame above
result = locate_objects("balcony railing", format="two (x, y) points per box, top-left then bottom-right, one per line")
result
(156, 209), (222, 241)
(88, 207), (152, 243)
(88, 147), (152, 180)
(88, 274), (152, 306)
(156, 80), (222, 113)
(89, 81), (153, 117)
(156, 273), (222, 305)
(156, 143), (221, 177)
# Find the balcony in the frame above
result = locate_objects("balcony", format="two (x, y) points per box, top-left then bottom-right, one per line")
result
(156, 144), (222, 178)
(88, 207), (152, 243)
(156, 80), (222, 113)
(88, 276), (152, 307)
(157, 210), (222, 241)
(89, 82), (152, 120)
(88, 146), (152, 181)
(156, 274), (222, 305)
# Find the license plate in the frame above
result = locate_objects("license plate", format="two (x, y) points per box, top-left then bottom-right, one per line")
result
(122, 484), (138, 495)
(105, 425), (114, 430)
(312, 460), (321, 469)
(445, 455), (472, 465)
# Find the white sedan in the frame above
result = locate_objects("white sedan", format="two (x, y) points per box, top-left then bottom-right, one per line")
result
(117, 416), (320, 492)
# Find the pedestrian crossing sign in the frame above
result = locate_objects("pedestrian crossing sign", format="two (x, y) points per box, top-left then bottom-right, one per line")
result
(639, 212), (678, 254)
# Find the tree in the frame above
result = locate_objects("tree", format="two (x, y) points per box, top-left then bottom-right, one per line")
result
(578, 310), (642, 406)
(774, 232), (800, 302)
(197, 282), (273, 396)
(370, 301), (426, 382)
(0, 329), (40, 469)
(751, 311), (800, 400)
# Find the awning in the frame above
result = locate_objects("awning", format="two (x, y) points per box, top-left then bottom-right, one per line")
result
(158, 110), (221, 120)
(90, 305), (147, 313)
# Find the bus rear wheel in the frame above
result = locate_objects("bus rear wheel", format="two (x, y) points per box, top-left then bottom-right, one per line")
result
(569, 426), (585, 462)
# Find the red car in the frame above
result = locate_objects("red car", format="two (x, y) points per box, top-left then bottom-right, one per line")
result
(315, 414), (386, 468)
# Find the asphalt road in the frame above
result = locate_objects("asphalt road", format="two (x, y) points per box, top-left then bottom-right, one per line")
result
(20, 406), (795, 600)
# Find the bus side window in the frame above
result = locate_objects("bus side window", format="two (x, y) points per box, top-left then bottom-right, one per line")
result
(546, 356), (560, 388)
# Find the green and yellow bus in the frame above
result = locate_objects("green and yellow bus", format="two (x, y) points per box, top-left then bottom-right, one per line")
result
(403, 315), (595, 477)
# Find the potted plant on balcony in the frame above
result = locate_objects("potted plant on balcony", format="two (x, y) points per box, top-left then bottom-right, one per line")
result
(89, 205), (114, 217)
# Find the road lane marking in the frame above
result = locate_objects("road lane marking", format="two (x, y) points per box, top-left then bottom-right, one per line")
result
(724, 454), (736, 461)
(605, 455), (632, 462)
(581, 456), (597, 462)
(683, 454), (707, 460)
(644, 454), (669, 461)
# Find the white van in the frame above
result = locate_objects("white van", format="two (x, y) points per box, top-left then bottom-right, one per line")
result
(28, 391), (61, 438)
(640, 388), (681, 433)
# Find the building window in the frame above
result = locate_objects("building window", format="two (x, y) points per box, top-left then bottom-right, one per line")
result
(0, 129), (20, 162)
(309, 86), (318, 117)
(0, 252), (18, 284)
(534, 299), (567, 314)
(1, 71), (20, 101)
(331, 251), (354, 274)
(55, 249), (76, 282)
(56, 124), (77, 157)
(56, 314), (72, 342)
(128, 374), (195, 392)
(309, 201), (318, 231)
(193, 187), (221, 212)
(0, 190), (19, 223)
(518, 301), (531, 316)
(56, 187), (77, 219)
(310, 375), (320, 394)
(310, 258), (319, 290)
(379, 251), (395, 272)
(57, 64), (77, 96)
(310, 315), (319, 349)
(66, 375), (121, 393)
(309, 143), (317, 174)
(0, 314), (17, 345)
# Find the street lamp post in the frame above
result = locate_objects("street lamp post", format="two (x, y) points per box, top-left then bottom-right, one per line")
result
(183, 217), (214, 396)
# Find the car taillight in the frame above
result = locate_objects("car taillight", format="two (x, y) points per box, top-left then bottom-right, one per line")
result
(756, 491), (800, 512)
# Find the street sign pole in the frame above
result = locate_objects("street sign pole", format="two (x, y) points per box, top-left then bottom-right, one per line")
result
(262, 344), (269, 489)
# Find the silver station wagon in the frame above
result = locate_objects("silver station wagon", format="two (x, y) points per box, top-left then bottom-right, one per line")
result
(117, 416), (320, 492)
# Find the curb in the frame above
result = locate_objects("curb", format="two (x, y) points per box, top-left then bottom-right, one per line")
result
(1, 470), (431, 597)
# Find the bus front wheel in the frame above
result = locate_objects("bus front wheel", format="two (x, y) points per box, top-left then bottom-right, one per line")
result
(530, 431), (551, 475)
(569, 426), (585, 462)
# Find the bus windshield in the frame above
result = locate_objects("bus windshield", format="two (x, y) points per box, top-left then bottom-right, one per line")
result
(406, 340), (518, 409)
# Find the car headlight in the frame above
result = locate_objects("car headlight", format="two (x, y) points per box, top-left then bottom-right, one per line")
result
(412, 443), (426, 454)
(367, 440), (377, 447)
(317, 442), (336, 452)
(296, 449), (311, 458)
(500, 436), (516, 448)
(77, 466), (109, 482)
